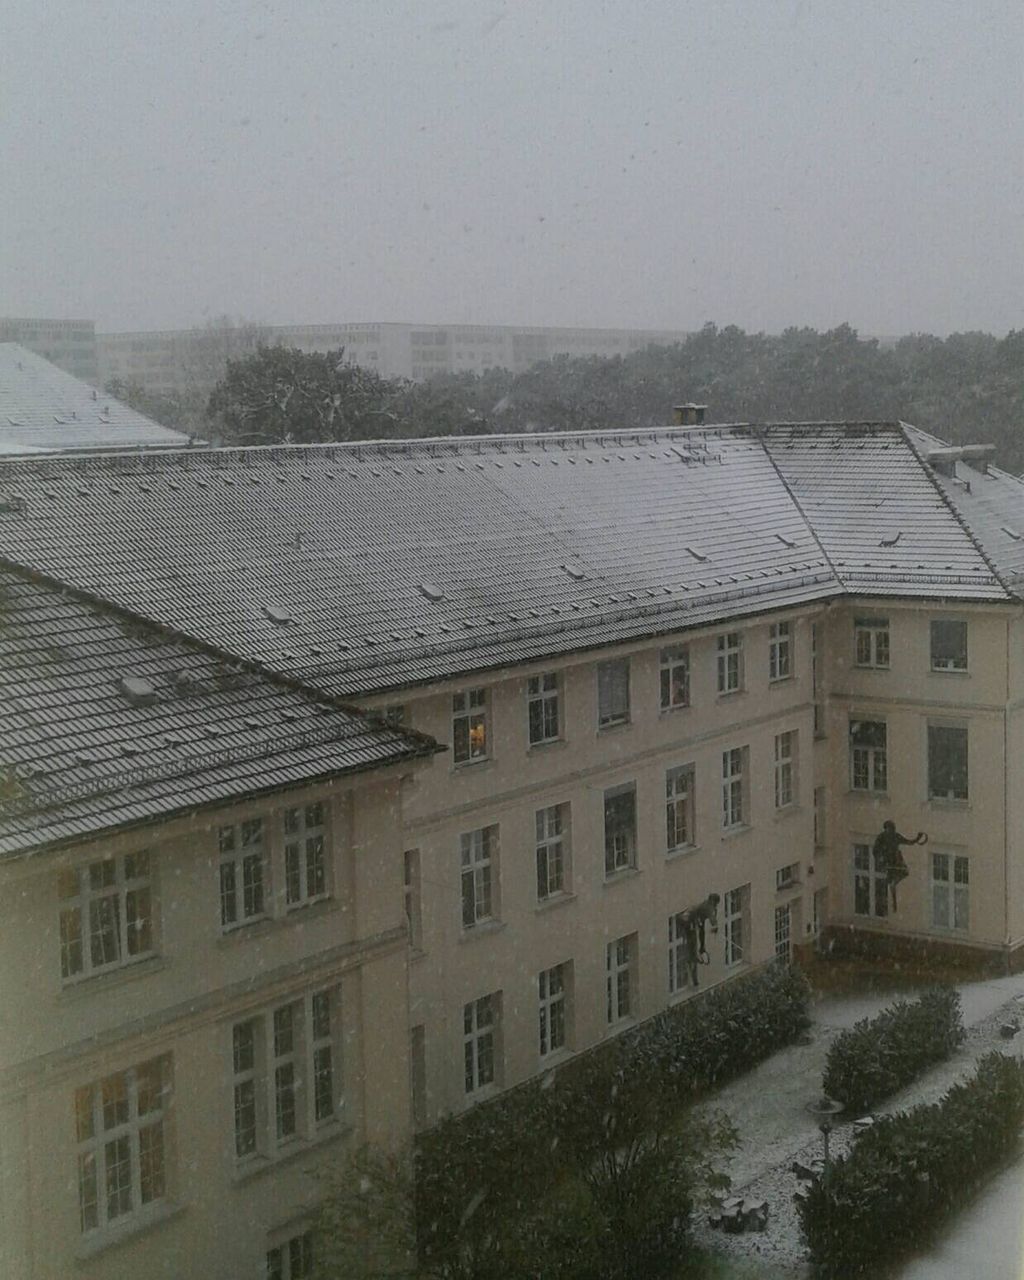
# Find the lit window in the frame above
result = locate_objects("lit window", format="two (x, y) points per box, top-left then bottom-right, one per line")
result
(665, 765), (695, 852)
(452, 688), (488, 763)
(283, 802), (328, 908)
(774, 731), (797, 809)
(723, 886), (748, 965)
(853, 843), (888, 918)
(722, 747), (747, 829)
(218, 819), (265, 929)
(535, 805), (569, 899)
(716, 632), (743, 694)
(930, 620), (968, 672)
(931, 853), (969, 931)
(527, 672), (561, 745)
(75, 1056), (169, 1234)
(928, 724), (969, 801)
(769, 621), (792, 682)
(266, 1230), (315, 1279)
(850, 720), (887, 792)
(460, 825), (498, 928)
(58, 852), (154, 981)
(606, 934), (636, 1023)
(854, 617), (890, 669)
(660, 644), (690, 710)
(597, 659), (630, 728)
(604, 784), (637, 876)
(538, 963), (569, 1056)
(464, 994), (499, 1093)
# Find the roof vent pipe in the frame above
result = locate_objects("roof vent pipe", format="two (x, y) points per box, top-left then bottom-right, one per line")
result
(673, 403), (707, 427)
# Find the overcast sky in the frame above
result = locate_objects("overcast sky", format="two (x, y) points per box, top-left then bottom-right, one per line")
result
(2, 0), (1021, 336)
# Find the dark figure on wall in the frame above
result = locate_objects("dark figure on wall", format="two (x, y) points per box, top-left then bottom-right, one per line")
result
(681, 893), (720, 987)
(873, 821), (928, 911)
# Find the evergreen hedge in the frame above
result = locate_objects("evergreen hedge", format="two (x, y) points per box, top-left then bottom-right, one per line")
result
(798, 1052), (1024, 1276)
(822, 988), (965, 1113)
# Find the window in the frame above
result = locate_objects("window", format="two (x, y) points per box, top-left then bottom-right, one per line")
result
(722, 747), (747, 829)
(535, 805), (569, 899)
(75, 1056), (168, 1233)
(219, 818), (266, 929)
(716, 632), (743, 693)
(538, 963), (569, 1056)
(59, 852), (153, 981)
(665, 765), (695, 852)
(597, 659), (630, 728)
(928, 724), (969, 801)
(774, 903), (792, 962)
(464, 994), (498, 1093)
(404, 849), (423, 948)
(854, 617), (890, 669)
(776, 862), (800, 890)
(604, 784), (637, 875)
(769, 621), (792, 681)
(668, 913), (690, 995)
(452, 688), (488, 763)
(930, 620), (968, 672)
(723, 886), (748, 965)
(850, 720), (887, 792)
(606, 934), (636, 1023)
(527, 672), (561, 745)
(266, 1230), (314, 1279)
(811, 623), (824, 736)
(932, 852), (969, 931)
(660, 644), (690, 710)
(813, 786), (826, 848)
(283, 802), (327, 908)
(232, 990), (339, 1161)
(460, 825), (498, 928)
(853, 842), (888, 918)
(774, 731), (796, 809)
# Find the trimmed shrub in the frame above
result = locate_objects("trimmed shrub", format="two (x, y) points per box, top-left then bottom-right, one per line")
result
(798, 1052), (1024, 1276)
(822, 987), (964, 1113)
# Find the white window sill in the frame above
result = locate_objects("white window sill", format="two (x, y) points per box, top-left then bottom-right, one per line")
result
(929, 667), (970, 677)
(459, 919), (506, 944)
(528, 737), (567, 754)
(233, 1119), (350, 1185)
(217, 896), (340, 947)
(603, 866), (640, 887)
(769, 675), (794, 686)
(597, 718), (631, 733)
(773, 803), (801, 821)
(659, 702), (691, 715)
(848, 789), (889, 800)
(928, 796), (970, 810)
(605, 1015), (637, 1037)
(853, 664), (890, 673)
(76, 1199), (186, 1263)
(775, 879), (802, 894)
(451, 756), (493, 774)
(720, 823), (751, 841)
(716, 688), (746, 699)
(59, 954), (168, 1002)
(539, 1046), (573, 1070)
(666, 843), (701, 862)
(536, 891), (576, 913)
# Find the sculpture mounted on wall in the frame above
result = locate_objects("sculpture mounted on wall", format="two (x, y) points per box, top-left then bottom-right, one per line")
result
(873, 821), (928, 911)
(680, 893), (721, 987)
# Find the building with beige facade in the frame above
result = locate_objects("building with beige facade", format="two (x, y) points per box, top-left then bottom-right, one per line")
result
(0, 418), (1022, 1274)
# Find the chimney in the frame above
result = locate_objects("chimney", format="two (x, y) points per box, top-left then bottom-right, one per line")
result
(673, 403), (707, 427)
(924, 444), (996, 478)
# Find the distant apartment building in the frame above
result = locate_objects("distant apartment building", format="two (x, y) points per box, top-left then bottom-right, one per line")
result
(0, 317), (98, 384)
(96, 321), (693, 395)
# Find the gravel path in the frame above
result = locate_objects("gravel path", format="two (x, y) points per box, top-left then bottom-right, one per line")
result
(688, 976), (1024, 1277)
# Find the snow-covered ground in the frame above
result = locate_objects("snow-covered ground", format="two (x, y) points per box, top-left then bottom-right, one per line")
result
(689, 973), (1024, 1277)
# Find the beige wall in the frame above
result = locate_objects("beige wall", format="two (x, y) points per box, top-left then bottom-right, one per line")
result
(0, 771), (412, 1280)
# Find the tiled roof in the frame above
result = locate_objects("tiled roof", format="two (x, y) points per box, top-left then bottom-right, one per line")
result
(0, 569), (435, 858)
(0, 423), (1011, 705)
(0, 344), (190, 454)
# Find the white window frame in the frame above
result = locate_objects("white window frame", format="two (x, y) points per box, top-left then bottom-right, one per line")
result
(461, 825), (497, 928)
(535, 804), (569, 899)
(218, 818), (267, 930)
(463, 994), (498, 1094)
(775, 861), (800, 890)
(604, 783), (637, 876)
(597, 659), (630, 728)
(716, 631), (743, 694)
(665, 765), (695, 853)
(854, 617), (890, 669)
(928, 722), (969, 802)
(774, 730), (796, 809)
(774, 903), (792, 962)
(266, 1228), (315, 1279)
(527, 672), (561, 745)
(722, 747), (747, 829)
(606, 934), (636, 1023)
(850, 720), (888, 792)
(660, 644), (691, 710)
(668, 912), (690, 995)
(75, 1056), (169, 1234)
(930, 619), (968, 672)
(769, 621), (792, 682)
(283, 802), (328, 909)
(452, 688), (488, 764)
(853, 842), (888, 918)
(931, 852), (969, 931)
(59, 852), (154, 982)
(723, 885), (748, 966)
(538, 963), (568, 1057)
